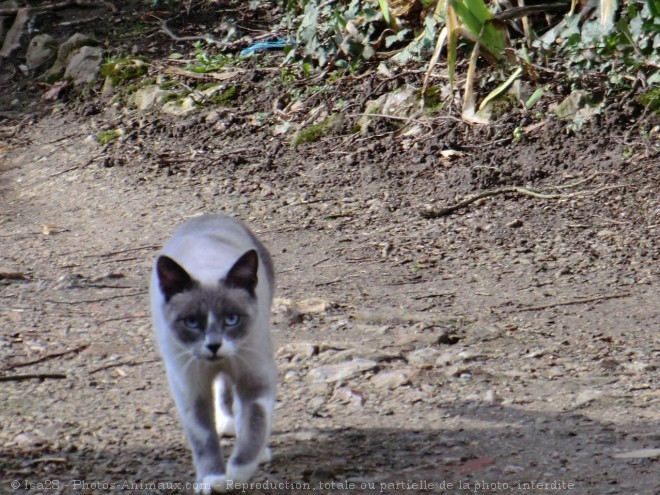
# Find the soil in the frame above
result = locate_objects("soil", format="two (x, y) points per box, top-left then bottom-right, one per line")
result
(1, 2), (659, 495)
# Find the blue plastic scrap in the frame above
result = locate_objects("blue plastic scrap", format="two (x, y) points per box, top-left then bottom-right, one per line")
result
(240, 39), (295, 57)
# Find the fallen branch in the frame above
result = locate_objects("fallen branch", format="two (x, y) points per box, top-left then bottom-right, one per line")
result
(421, 184), (627, 218)
(3, 344), (89, 371)
(0, 373), (67, 381)
(514, 293), (631, 312)
(0, 0), (116, 16)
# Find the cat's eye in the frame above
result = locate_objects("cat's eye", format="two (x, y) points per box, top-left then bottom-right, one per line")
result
(223, 314), (241, 327)
(182, 316), (202, 330)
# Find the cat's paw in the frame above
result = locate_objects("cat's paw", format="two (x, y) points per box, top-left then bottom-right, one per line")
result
(259, 446), (272, 464)
(198, 474), (232, 494)
(225, 463), (256, 485)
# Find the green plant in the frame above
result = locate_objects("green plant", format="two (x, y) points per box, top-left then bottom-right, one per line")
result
(188, 42), (234, 73)
(535, 0), (660, 89)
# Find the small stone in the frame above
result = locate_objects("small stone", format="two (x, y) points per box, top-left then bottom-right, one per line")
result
(405, 348), (442, 369)
(64, 45), (104, 86)
(306, 358), (378, 383)
(49, 33), (99, 77)
(573, 389), (604, 408)
(132, 85), (172, 111)
(205, 110), (221, 124)
(26, 34), (57, 70)
(370, 369), (413, 389)
(276, 343), (318, 360)
(330, 385), (365, 407)
(162, 96), (198, 116)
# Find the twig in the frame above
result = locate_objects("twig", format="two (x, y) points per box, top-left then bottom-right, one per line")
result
(21, 456), (68, 466)
(514, 293), (631, 312)
(84, 245), (159, 258)
(160, 19), (223, 45)
(95, 314), (150, 325)
(44, 291), (147, 305)
(0, 373), (67, 381)
(89, 358), (160, 374)
(421, 184), (628, 218)
(413, 293), (455, 300)
(3, 344), (89, 371)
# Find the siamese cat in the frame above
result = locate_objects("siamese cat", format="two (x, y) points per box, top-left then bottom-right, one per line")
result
(150, 215), (276, 494)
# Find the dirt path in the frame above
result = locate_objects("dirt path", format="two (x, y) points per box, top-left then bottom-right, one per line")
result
(1, 100), (659, 495)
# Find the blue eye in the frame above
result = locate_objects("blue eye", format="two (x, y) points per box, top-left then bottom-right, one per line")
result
(182, 316), (202, 330)
(224, 314), (240, 327)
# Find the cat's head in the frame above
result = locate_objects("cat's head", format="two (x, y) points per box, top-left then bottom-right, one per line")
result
(155, 250), (259, 362)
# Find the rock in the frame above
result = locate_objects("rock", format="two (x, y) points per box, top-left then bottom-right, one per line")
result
(370, 369), (414, 389)
(14, 432), (45, 448)
(306, 358), (378, 383)
(49, 33), (99, 77)
(132, 85), (173, 111)
(358, 85), (421, 134)
(405, 348), (442, 369)
(64, 45), (104, 86)
(26, 34), (57, 70)
(443, 364), (471, 378)
(162, 96), (198, 116)
(572, 389), (604, 408)
(330, 385), (365, 407)
(205, 110), (221, 124)
(276, 343), (318, 360)
(554, 90), (587, 119)
(0, 6), (29, 58)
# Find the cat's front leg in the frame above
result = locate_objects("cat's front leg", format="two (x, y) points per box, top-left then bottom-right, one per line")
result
(168, 376), (226, 493)
(225, 394), (274, 484)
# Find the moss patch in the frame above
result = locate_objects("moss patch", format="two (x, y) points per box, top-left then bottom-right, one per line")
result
(97, 129), (123, 145)
(423, 86), (444, 115)
(292, 114), (343, 148)
(636, 87), (660, 114)
(210, 86), (240, 105)
(101, 58), (149, 87)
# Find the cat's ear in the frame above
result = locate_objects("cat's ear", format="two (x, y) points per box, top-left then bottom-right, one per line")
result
(225, 249), (259, 296)
(156, 256), (194, 301)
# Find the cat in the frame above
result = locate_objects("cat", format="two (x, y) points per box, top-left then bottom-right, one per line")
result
(150, 214), (276, 494)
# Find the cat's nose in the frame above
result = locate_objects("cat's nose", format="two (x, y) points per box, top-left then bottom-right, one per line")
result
(207, 343), (221, 355)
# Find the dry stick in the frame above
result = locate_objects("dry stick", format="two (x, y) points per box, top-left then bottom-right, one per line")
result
(0, 373), (67, 382)
(3, 344), (89, 371)
(44, 291), (147, 305)
(421, 184), (628, 219)
(515, 293), (631, 312)
(22, 456), (68, 466)
(89, 358), (160, 375)
(95, 314), (150, 325)
(85, 245), (160, 258)
(159, 19), (227, 46)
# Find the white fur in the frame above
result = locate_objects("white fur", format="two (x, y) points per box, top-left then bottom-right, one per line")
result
(151, 215), (276, 492)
